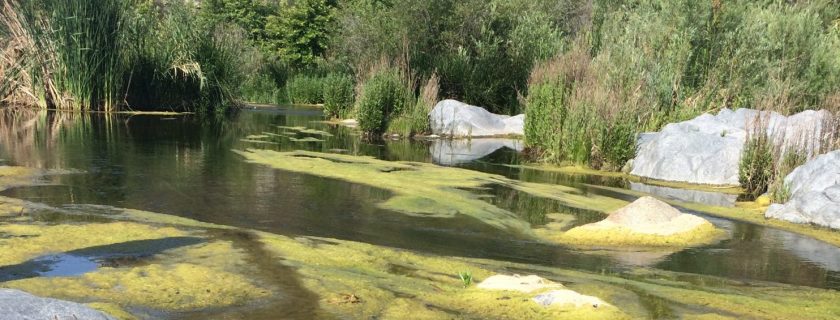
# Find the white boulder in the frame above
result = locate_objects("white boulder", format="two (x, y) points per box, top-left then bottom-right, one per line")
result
(765, 150), (840, 229)
(0, 289), (116, 320)
(429, 100), (524, 137)
(631, 108), (833, 185)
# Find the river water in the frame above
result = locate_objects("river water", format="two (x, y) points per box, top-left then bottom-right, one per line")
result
(0, 106), (837, 292)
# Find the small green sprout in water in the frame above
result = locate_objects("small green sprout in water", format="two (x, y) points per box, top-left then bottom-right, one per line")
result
(458, 271), (473, 287)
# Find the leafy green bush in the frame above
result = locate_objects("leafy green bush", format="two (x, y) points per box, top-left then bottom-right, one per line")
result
(356, 68), (409, 134)
(286, 75), (323, 105)
(322, 73), (355, 118)
(387, 73), (438, 137)
(739, 135), (775, 198)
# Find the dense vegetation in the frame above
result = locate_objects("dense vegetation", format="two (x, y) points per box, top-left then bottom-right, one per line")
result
(525, 0), (840, 171)
(1, 0), (838, 173)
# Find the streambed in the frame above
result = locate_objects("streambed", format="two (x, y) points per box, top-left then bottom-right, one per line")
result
(0, 106), (838, 319)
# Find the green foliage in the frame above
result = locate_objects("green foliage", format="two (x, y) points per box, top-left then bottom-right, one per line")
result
(356, 68), (409, 134)
(123, 2), (245, 112)
(265, 0), (336, 68)
(387, 73), (438, 137)
(525, 0), (840, 168)
(739, 135), (774, 198)
(10, 0), (127, 110)
(322, 73), (355, 118)
(769, 150), (807, 203)
(457, 271), (472, 288)
(333, 0), (571, 114)
(286, 75), (324, 105)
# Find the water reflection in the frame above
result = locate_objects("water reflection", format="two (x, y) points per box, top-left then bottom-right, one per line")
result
(431, 138), (524, 166)
(0, 107), (838, 290)
(630, 182), (737, 207)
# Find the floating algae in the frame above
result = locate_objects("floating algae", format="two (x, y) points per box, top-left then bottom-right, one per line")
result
(245, 134), (270, 140)
(275, 125), (333, 137)
(289, 137), (325, 143)
(234, 149), (630, 239)
(557, 197), (725, 248)
(1, 190), (839, 319)
(240, 139), (279, 145)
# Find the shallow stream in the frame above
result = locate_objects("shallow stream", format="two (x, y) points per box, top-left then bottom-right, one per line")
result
(0, 106), (837, 312)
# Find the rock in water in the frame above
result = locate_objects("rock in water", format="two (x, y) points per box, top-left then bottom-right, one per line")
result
(562, 196), (722, 246)
(631, 108), (833, 185)
(429, 100), (524, 137)
(533, 290), (607, 308)
(0, 289), (116, 320)
(476, 274), (561, 293)
(765, 151), (840, 229)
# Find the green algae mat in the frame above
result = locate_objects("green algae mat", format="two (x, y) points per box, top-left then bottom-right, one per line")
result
(2, 195), (839, 319)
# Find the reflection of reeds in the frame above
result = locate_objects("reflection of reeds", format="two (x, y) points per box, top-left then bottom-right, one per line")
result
(0, 107), (93, 168)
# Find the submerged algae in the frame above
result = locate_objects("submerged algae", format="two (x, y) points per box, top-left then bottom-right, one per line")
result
(257, 232), (630, 320)
(234, 149), (627, 238)
(0, 222), (185, 266)
(2, 196), (839, 319)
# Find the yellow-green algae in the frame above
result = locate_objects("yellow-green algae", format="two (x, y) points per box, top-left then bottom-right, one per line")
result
(586, 184), (840, 248)
(3, 197), (839, 319)
(234, 149), (627, 237)
(556, 222), (724, 247)
(0, 200), (268, 313)
(0, 166), (40, 192)
(0, 222), (185, 266)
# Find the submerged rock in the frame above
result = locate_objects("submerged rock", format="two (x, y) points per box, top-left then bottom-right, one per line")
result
(765, 150), (840, 229)
(476, 274), (561, 293)
(429, 100), (524, 137)
(533, 289), (607, 308)
(631, 108), (833, 185)
(0, 289), (115, 320)
(562, 196), (722, 246)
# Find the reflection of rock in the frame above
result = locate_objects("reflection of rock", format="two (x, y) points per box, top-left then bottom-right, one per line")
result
(766, 151), (840, 229)
(777, 230), (840, 272)
(0, 289), (116, 320)
(593, 249), (674, 267)
(533, 290), (607, 308)
(429, 100), (524, 137)
(562, 197), (722, 246)
(629, 182), (737, 207)
(631, 108), (833, 185)
(477, 274), (560, 293)
(430, 138), (524, 165)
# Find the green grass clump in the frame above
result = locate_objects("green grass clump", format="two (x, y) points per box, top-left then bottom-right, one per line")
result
(356, 67), (410, 134)
(387, 73), (438, 137)
(458, 271), (473, 288)
(286, 75), (324, 105)
(739, 134), (774, 198)
(2, 0), (247, 112)
(322, 73), (355, 118)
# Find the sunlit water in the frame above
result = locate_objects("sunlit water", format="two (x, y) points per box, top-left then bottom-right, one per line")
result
(0, 106), (837, 291)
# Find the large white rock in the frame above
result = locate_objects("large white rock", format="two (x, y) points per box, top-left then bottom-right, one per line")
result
(765, 150), (840, 229)
(430, 138), (524, 166)
(0, 289), (116, 320)
(429, 100), (524, 137)
(631, 108), (833, 185)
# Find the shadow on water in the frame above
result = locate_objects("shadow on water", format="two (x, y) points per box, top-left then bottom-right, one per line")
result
(0, 107), (839, 291)
(0, 237), (204, 282)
